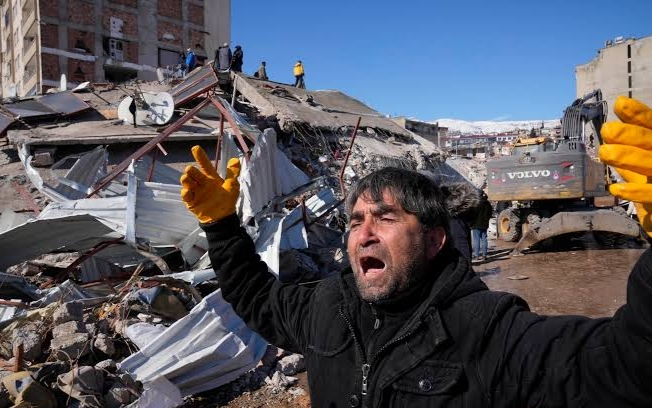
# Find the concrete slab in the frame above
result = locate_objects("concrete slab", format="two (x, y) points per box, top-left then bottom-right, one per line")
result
(7, 115), (229, 147)
(233, 73), (413, 138)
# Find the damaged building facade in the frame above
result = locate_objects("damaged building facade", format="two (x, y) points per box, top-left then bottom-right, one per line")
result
(576, 34), (652, 121)
(0, 0), (230, 97)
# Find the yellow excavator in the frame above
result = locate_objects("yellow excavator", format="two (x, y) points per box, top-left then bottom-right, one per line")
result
(486, 90), (643, 254)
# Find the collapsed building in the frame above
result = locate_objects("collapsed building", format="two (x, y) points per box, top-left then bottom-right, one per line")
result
(0, 67), (472, 407)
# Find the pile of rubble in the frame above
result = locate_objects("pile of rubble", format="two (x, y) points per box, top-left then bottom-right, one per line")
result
(0, 67), (477, 407)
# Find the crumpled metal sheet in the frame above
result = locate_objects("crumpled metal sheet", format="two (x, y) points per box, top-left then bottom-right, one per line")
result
(119, 288), (267, 397)
(0, 111), (13, 135)
(238, 128), (310, 223)
(2, 91), (90, 119)
(0, 214), (121, 271)
(37, 91), (90, 115)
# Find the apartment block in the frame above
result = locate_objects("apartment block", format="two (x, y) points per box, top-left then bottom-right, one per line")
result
(576, 34), (652, 121)
(0, 0), (230, 98)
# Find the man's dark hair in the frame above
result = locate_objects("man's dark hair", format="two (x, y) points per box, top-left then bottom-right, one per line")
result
(345, 167), (451, 233)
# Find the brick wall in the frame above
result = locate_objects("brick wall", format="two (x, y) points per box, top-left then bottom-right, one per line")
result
(40, 24), (59, 48)
(68, 29), (94, 52)
(40, 0), (59, 18)
(188, 3), (203, 25)
(41, 53), (60, 81)
(158, 0), (182, 19)
(103, 9), (138, 37)
(189, 29), (205, 54)
(158, 21), (183, 48)
(68, 60), (95, 82)
(67, 0), (95, 26)
(127, 41), (139, 62)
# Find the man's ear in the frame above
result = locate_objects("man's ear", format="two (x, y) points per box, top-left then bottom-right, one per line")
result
(426, 226), (446, 260)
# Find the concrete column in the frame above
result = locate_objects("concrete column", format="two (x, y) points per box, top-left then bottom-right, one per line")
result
(94, 1), (103, 81)
(137, 0), (157, 81)
(204, 0), (230, 57)
(183, 0), (189, 48)
(59, 0), (68, 84)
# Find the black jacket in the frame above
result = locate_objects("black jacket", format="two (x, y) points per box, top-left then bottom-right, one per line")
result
(471, 198), (493, 230)
(440, 182), (481, 261)
(204, 214), (652, 408)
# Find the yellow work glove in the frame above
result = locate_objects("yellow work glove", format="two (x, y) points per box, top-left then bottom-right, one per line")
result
(599, 96), (652, 237)
(180, 145), (241, 224)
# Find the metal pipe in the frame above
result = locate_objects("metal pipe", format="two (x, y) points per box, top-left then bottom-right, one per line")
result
(338, 117), (362, 197)
(214, 113), (225, 170)
(208, 97), (251, 160)
(146, 149), (157, 182)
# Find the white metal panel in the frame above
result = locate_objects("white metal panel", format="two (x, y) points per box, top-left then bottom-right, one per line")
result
(119, 289), (267, 397)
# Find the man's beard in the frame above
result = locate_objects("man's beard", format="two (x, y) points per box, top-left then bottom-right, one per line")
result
(352, 234), (430, 302)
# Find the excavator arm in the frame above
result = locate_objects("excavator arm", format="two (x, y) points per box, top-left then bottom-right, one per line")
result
(561, 89), (608, 145)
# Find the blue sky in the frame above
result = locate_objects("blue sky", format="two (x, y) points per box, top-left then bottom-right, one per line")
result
(232, 1), (652, 121)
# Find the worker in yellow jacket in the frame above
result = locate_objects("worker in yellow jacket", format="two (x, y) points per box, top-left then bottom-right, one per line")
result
(293, 60), (305, 89)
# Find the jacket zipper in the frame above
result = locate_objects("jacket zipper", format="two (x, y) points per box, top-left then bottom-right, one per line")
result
(339, 305), (422, 402)
(372, 328), (417, 365)
(339, 307), (370, 395)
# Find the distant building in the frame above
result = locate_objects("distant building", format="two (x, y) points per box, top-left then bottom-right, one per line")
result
(392, 117), (448, 146)
(0, 0), (230, 98)
(576, 34), (652, 120)
(443, 133), (520, 157)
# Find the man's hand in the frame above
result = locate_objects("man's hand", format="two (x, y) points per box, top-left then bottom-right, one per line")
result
(180, 145), (241, 224)
(599, 96), (652, 237)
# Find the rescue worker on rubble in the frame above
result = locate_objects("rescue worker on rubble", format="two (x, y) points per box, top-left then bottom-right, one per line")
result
(293, 60), (305, 89)
(254, 61), (268, 80)
(180, 96), (652, 407)
(184, 48), (196, 75)
(214, 42), (232, 71)
(231, 45), (244, 72)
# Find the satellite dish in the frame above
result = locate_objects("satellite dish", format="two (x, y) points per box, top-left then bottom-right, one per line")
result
(118, 91), (175, 126)
(60, 74), (67, 91)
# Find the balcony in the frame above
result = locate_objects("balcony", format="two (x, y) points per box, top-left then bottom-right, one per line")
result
(23, 34), (36, 60)
(22, 66), (36, 88)
(21, 8), (35, 32)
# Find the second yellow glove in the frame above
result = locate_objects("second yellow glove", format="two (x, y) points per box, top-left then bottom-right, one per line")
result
(599, 96), (652, 237)
(180, 145), (241, 224)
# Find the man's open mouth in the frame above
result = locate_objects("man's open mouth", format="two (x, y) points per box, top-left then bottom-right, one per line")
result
(360, 256), (385, 274)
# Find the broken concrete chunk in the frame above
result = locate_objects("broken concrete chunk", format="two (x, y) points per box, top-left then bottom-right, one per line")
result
(265, 371), (298, 391)
(276, 354), (305, 376)
(12, 324), (42, 362)
(52, 301), (84, 325)
(31, 147), (57, 167)
(95, 359), (118, 373)
(94, 333), (115, 356)
(51, 320), (87, 338)
(104, 373), (139, 408)
(50, 332), (90, 360)
(105, 380), (139, 408)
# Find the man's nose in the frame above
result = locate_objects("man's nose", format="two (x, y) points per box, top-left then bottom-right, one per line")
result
(356, 219), (379, 246)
